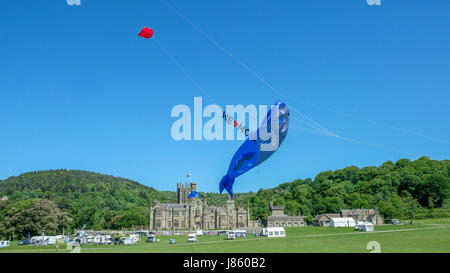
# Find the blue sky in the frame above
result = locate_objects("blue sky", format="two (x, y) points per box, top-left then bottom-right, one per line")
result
(0, 0), (449, 193)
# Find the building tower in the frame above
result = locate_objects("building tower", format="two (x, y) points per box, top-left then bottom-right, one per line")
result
(177, 182), (198, 204)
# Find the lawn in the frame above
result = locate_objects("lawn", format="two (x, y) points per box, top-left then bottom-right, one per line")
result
(1, 218), (449, 253)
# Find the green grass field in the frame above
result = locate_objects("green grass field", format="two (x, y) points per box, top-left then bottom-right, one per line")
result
(2, 218), (449, 253)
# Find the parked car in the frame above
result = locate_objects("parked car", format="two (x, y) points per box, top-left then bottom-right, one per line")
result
(217, 230), (228, 236)
(169, 238), (176, 244)
(18, 239), (30, 246)
(391, 219), (403, 225)
(74, 237), (88, 245)
(187, 234), (197, 243)
(355, 221), (365, 230)
(112, 237), (121, 245)
(117, 237), (128, 244)
(146, 235), (156, 243)
(226, 231), (236, 240)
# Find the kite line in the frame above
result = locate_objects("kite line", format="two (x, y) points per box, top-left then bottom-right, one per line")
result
(161, 0), (443, 156)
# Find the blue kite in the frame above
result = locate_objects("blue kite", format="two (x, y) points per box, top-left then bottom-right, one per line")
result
(219, 100), (290, 197)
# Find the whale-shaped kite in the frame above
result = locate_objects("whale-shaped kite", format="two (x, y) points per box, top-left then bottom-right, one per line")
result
(219, 100), (289, 197)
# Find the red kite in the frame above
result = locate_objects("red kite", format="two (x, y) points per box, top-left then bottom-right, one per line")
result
(138, 27), (154, 39)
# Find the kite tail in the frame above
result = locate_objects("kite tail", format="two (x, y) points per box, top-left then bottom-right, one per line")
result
(219, 174), (235, 197)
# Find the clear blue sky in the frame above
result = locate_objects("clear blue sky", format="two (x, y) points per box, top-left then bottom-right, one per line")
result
(1, 0), (449, 193)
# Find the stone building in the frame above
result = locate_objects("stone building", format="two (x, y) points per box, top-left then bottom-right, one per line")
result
(313, 208), (384, 226)
(149, 182), (262, 230)
(266, 202), (306, 228)
(340, 208), (384, 225)
(313, 213), (341, 226)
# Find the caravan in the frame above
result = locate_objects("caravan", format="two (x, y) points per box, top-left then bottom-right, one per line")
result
(129, 234), (140, 243)
(234, 230), (247, 237)
(123, 237), (136, 245)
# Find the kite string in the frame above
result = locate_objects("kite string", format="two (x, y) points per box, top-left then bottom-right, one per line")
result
(160, 0), (341, 138)
(161, 0), (449, 149)
(155, 26), (413, 156)
(154, 36), (328, 137)
(336, 136), (418, 157)
(152, 36), (217, 105)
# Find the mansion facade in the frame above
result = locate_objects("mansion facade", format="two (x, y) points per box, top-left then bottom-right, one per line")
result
(149, 182), (262, 230)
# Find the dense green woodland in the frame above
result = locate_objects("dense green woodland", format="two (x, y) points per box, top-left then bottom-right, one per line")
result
(0, 156), (449, 239)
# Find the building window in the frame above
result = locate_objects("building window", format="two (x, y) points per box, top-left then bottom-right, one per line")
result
(156, 210), (162, 216)
(174, 220), (179, 228)
(155, 222), (161, 228)
(195, 209), (200, 216)
(173, 211), (179, 216)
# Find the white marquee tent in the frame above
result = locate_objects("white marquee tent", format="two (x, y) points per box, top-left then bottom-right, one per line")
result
(261, 227), (286, 237)
(330, 217), (356, 227)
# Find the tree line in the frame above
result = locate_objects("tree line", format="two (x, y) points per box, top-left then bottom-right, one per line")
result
(0, 157), (449, 240)
(243, 157), (449, 224)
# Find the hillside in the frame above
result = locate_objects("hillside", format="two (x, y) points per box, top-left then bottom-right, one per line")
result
(0, 170), (174, 232)
(0, 170), (250, 237)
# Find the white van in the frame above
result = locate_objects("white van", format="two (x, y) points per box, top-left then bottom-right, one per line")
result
(226, 231), (236, 240)
(187, 233), (197, 242)
(0, 241), (10, 248)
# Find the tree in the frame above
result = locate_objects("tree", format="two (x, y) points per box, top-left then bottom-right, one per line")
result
(401, 192), (419, 224)
(418, 174), (449, 207)
(1, 199), (72, 239)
